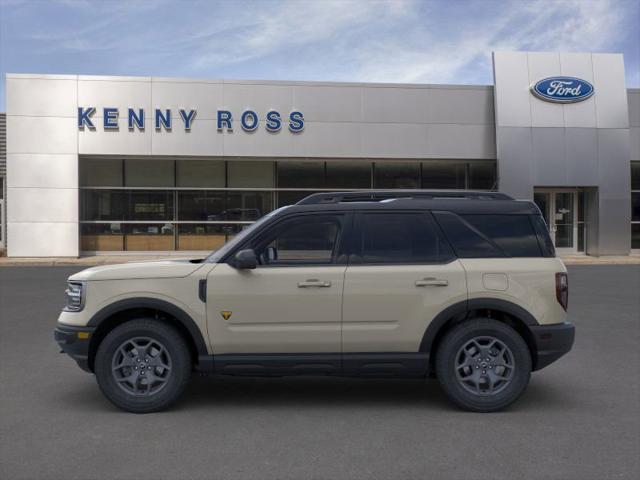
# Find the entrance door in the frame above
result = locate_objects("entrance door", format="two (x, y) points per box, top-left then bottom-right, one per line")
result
(534, 189), (578, 254)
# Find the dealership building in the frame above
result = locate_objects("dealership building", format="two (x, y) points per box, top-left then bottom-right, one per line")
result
(1, 51), (639, 257)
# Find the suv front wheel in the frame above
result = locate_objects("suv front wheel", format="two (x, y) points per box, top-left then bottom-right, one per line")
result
(94, 319), (192, 413)
(435, 318), (531, 412)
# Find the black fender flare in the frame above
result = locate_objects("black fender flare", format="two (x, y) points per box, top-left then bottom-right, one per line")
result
(87, 297), (208, 356)
(419, 298), (538, 353)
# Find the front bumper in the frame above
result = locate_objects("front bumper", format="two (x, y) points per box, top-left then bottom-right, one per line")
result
(530, 321), (575, 371)
(54, 324), (95, 372)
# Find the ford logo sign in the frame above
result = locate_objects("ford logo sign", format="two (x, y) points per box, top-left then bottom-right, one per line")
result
(531, 76), (594, 103)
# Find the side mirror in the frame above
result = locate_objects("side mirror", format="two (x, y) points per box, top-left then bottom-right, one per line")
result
(231, 249), (257, 270)
(265, 245), (278, 263)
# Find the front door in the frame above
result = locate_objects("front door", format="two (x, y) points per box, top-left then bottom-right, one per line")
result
(534, 189), (578, 254)
(206, 213), (348, 355)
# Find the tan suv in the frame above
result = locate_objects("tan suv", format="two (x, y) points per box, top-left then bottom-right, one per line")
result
(55, 191), (575, 413)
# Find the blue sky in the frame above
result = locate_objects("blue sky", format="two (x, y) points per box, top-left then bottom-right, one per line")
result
(0, 0), (638, 111)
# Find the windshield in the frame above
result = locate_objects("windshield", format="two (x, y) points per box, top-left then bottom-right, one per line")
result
(205, 206), (291, 263)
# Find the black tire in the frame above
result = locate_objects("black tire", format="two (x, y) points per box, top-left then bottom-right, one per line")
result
(94, 318), (192, 413)
(435, 318), (531, 412)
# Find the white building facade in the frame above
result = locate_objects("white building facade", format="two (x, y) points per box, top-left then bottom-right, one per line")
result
(3, 51), (639, 257)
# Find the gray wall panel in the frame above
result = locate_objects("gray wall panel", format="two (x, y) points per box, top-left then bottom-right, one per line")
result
(560, 53), (597, 128)
(361, 87), (429, 124)
(628, 90), (640, 127)
(426, 88), (494, 125)
(532, 127), (567, 185)
(495, 126), (534, 199)
(592, 54), (629, 129)
(528, 52), (565, 128)
(565, 128), (599, 185)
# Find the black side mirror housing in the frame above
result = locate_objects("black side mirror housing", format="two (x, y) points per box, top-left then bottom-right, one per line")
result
(231, 249), (258, 270)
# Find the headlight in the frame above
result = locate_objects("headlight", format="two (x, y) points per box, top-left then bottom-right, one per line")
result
(64, 282), (85, 312)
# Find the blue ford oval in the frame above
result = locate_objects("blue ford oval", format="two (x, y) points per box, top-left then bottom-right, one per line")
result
(531, 77), (594, 103)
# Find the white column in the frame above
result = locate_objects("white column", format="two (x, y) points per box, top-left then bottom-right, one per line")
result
(6, 74), (79, 257)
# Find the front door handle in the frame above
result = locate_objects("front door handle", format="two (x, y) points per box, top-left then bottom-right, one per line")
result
(297, 279), (332, 288)
(415, 278), (448, 287)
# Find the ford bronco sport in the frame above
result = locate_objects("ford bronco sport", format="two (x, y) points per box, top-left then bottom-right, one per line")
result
(55, 190), (575, 413)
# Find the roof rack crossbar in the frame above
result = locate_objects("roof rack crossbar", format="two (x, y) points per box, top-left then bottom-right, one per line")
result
(296, 190), (512, 205)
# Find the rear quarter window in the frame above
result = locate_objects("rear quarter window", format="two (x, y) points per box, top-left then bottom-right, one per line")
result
(433, 212), (545, 258)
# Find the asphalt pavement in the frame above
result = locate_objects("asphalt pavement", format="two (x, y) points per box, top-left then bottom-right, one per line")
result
(1, 265), (639, 480)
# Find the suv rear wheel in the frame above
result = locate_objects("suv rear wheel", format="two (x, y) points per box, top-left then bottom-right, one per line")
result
(94, 319), (192, 413)
(435, 318), (531, 412)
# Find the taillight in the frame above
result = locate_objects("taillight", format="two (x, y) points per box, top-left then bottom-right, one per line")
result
(556, 272), (568, 310)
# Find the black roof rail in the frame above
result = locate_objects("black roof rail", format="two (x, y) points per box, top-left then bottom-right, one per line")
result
(296, 190), (513, 205)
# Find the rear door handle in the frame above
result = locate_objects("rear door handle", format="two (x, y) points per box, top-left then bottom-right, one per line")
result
(297, 279), (332, 288)
(415, 278), (448, 287)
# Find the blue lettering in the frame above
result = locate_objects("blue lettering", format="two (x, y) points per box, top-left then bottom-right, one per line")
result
(179, 109), (197, 130)
(77, 107), (96, 129)
(217, 110), (233, 131)
(288, 111), (304, 133)
(103, 108), (119, 129)
(265, 110), (281, 132)
(155, 109), (172, 130)
(128, 108), (145, 130)
(241, 110), (259, 132)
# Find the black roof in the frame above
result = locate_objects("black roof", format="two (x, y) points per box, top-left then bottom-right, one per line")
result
(281, 190), (540, 215)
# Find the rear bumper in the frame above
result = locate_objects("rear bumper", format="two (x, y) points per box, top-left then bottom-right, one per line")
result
(530, 321), (575, 371)
(54, 324), (95, 373)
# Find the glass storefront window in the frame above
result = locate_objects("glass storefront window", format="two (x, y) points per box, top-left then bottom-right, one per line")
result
(176, 160), (225, 188)
(80, 223), (125, 251)
(177, 224), (239, 251)
(277, 161), (325, 188)
(81, 190), (126, 221)
(81, 158), (123, 187)
(226, 191), (272, 220)
(178, 191), (225, 221)
(631, 162), (640, 190)
(325, 161), (371, 189)
(228, 161), (274, 188)
(123, 223), (174, 251)
(468, 161), (496, 190)
(421, 162), (466, 189)
(78, 157), (499, 252)
(374, 162), (419, 189)
(128, 191), (174, 221)
(633, 224), (640, 249)
(632, 192), (640, 222)
(125, 159), (175, 187)
(277, 191), (320, 208)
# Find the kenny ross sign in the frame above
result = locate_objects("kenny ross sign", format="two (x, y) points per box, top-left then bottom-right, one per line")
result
(77, 107), (305, 133)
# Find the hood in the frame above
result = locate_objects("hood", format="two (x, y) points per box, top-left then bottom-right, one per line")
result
(69, 258), (206, 281)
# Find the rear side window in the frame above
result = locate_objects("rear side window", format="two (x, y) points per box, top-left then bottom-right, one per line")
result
(355, 212), (454, 264)
(433, 211), (503, 258)
(433, 212), (544, 258)
(462, 215), (542, 257)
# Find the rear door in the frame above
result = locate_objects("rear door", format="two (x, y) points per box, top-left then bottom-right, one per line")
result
(341, 211), (467, 353)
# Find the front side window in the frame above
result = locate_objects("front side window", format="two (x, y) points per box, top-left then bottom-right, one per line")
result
(253, 215), (344, 266)
(355, 212), (454, 264)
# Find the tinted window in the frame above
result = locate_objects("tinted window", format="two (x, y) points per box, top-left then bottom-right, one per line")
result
(434, 212), (544, 258)
(433, 212), (503, 258)
(356, 213), (454, 264)
(462, 215), (542, 257)
(254, 215), (343, 265)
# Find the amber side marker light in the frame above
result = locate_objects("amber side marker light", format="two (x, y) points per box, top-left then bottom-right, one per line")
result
(556, 272), (569, 311)
(77, 332), (91, 340)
